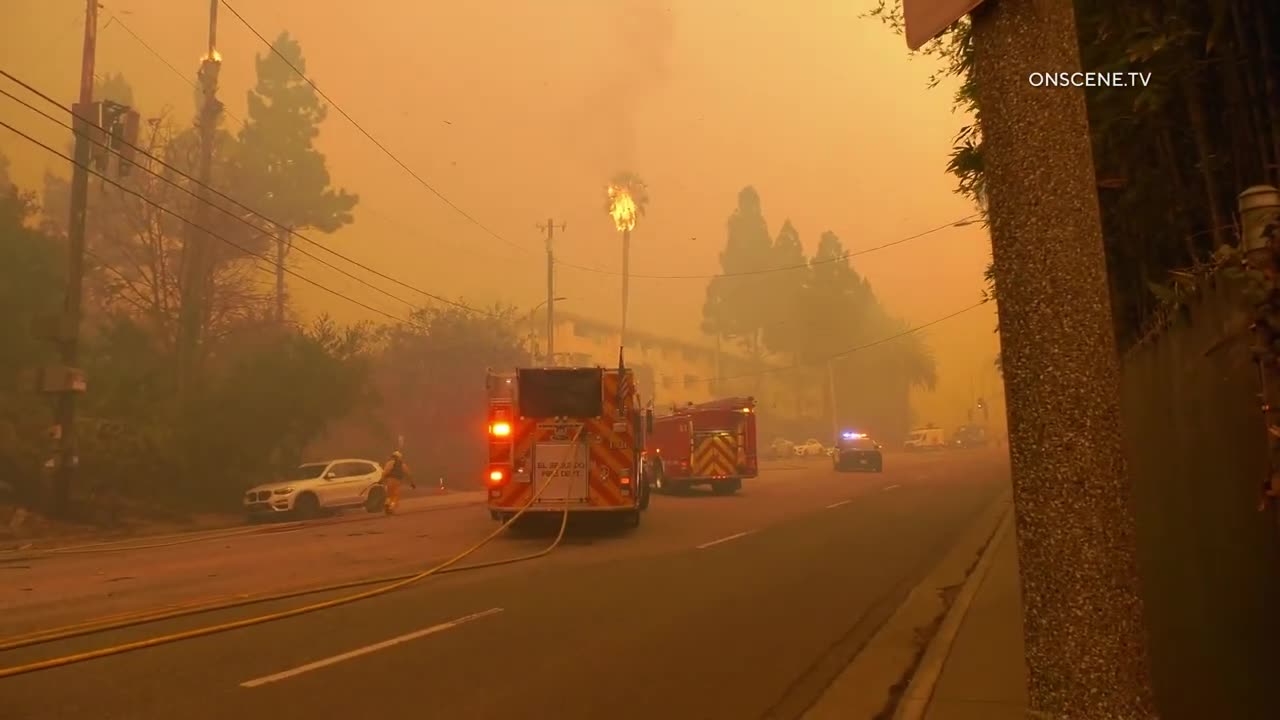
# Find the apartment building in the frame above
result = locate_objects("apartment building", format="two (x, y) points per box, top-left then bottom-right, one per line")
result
(524, 309), (806, 419)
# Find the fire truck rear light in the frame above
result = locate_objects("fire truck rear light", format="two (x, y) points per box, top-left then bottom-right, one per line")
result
(490, 422), (511, 437)
(620, 476), (630, 484)
(487, 468), (507, 486)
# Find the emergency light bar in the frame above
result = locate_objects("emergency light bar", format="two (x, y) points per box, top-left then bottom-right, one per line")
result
(841, 431), (865, 439)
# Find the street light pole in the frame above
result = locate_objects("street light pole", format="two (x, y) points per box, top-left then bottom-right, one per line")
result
(537, 219), (565, 364)
(527, 296), (567, 365)
(826, 358), (839, 440)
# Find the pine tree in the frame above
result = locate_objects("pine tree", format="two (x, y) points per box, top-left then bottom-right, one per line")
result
(701, 186), (776, 356)
(235, 31), (358, 322)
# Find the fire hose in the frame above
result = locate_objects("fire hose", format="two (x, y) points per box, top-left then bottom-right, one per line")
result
(0, 429), (582, 679)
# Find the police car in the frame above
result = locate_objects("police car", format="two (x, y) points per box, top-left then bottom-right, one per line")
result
(832, 432), (883, 473)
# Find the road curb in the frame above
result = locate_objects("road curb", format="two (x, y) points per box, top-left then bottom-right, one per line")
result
(801, 490), (1012, 720)
(894, 503), (1015, 720)
(0, 496), (487, 560)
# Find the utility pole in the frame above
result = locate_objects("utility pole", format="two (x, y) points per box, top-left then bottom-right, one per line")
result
(274, 226), (290, 324)
(967, 0), (1156, 715)
(621, 227), (631, 350)
(826, 359), (839, 440)
(537, 219), (564, 365)
(714, 333), (722, 396)
(49, 0), (99, 516)
(180, 0), (223, 392)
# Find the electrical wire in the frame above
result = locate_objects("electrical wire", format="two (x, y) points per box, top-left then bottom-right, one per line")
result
(219, 1), (980, 281)
(603, 214), (982, 280)
(0, 118), (419, 327)
(665, 299), (992, 388)
(98, 15), (527, 274)
(0, 70), (498, 317)
(2, 86), (422, 315)
(2, 50), (978, 286)
(220, 0), (534, 257)
(4, 104), (989, 393)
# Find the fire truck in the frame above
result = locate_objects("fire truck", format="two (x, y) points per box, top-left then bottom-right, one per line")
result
(483, 366), (653, 527)
(647, 396), (759, 495)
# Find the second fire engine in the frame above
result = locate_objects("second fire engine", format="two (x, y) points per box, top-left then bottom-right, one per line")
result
(647, 396), (759, 495)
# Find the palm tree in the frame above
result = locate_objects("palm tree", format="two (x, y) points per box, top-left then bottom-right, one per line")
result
(605, 171), (649, 347)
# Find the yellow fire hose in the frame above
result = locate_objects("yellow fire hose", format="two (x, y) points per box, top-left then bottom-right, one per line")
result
(0, 436), (581, 680)
(1, 511), (568, 652)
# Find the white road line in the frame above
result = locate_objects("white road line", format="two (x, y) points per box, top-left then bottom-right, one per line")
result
(826, 500), (852, 509)
(696, 531), (751, 550)
(240, 608), (503, 688)
(883, 484), (901, 491)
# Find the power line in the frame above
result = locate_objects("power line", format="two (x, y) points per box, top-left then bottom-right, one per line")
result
(0, 70), (498, 317)
(220, 0), (535, 258)
(219, 1), (975, 282)
(7, 95), (986, 384)
(101, 13), (531, 274)
(669, 299), (991, 387)
(103, 7), (980, 284)
(601, 214), (983, 280)
(0, 85), (423, 314)
(0, 117), (423, 328)
(0, 84), (437, 317)
(108, 15), (191, 92)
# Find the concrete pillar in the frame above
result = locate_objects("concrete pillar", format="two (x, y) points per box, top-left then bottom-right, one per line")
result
(970, 0), (1156, 716)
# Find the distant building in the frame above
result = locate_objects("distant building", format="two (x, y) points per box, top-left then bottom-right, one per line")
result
(524, 309), (808, 419)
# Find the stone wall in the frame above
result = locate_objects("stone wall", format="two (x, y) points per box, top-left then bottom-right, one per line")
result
(1120, 279), (1280, 718)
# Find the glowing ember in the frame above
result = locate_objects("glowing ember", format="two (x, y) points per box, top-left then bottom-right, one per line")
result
(607, 185), (637, 232)
(203, 49), (223, 63)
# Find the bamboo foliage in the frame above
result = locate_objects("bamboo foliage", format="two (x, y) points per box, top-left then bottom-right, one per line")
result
(869, 0), (1280, 348)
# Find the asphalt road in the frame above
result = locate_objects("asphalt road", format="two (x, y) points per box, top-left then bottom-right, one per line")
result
(1, 449), (1008, 720)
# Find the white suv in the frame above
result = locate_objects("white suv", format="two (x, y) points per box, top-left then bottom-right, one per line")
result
(243, 458), (384, 521)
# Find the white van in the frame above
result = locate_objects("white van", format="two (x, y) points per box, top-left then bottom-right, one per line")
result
(904, 427), (946, 451)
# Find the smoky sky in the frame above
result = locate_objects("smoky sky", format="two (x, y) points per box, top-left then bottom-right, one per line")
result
(564, 0), (675, 174)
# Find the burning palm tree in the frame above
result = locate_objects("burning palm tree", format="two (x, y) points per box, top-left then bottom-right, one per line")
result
(605, 171), (649, 347)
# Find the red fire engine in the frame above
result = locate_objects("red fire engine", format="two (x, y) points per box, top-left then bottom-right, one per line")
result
(647, 396), (758, 495)
(484, 366), (653, 527)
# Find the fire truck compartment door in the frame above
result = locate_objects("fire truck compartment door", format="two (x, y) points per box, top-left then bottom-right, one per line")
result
(533, 442), (589, 502)
(691, 431), (738, 475)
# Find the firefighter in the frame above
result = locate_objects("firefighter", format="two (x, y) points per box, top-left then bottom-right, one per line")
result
(380, 450), (415, 514)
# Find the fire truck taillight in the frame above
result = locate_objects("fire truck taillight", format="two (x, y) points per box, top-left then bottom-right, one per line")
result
(487, 468), (507, 486)
(490, 421), (511, 437)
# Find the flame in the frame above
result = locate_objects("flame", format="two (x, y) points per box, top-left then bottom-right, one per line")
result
(607, 185), (637, 232)
(203, 49), (223, 63)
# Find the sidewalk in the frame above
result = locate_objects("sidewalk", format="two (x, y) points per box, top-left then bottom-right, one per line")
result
(918, 515), (1028, 719)
(2, 489), (487, 554)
